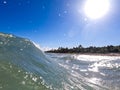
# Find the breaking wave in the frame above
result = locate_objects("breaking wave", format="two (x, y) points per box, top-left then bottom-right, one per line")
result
(0, 33), (120, 90)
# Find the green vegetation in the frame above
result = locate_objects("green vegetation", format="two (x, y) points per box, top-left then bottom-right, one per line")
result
(46, 45), (120, 54)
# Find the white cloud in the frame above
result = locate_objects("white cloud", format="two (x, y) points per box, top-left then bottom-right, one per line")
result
(41, 47), (54, 51)
(32, 42), (55, 51)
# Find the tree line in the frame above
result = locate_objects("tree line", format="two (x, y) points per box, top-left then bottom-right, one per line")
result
(46, 45), (120, 54)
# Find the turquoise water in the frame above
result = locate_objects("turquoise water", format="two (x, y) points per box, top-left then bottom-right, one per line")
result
(0, 33), (120, 90)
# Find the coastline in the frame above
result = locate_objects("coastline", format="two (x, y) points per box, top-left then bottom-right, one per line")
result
(75, 53), (120, 56)
(45, 52), (120, 56)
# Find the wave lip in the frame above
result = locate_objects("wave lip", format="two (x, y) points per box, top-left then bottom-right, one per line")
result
(0, 33), (66, 90)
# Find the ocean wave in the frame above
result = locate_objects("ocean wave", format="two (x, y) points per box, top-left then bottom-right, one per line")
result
(0, 33), (120, 90)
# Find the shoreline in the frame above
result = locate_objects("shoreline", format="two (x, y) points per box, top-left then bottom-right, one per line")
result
(45, 52), (120, 56)
(74, 53), (120, 56)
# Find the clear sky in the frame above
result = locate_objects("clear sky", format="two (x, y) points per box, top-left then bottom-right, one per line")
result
(0, 0), (120, 49)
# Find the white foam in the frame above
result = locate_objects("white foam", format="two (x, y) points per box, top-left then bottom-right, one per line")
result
(73, 54), (120, 62)
(32, 77), (37, 82)
(21, 81), (26, 85)
(0, 33), (13, 38)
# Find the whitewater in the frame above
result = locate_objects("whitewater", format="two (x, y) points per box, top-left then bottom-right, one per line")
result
(0, 33), (120, 90)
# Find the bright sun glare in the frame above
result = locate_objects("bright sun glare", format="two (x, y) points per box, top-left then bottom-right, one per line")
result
(84, 0), (110, 19)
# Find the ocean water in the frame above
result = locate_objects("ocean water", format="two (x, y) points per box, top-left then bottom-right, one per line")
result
(46, 53), (120, 90)
(0, 33), (120, 90)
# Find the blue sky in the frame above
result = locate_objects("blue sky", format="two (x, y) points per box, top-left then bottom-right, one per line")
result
(0, 0), (120, 49)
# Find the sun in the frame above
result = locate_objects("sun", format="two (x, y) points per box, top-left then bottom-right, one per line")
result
(84, 0), (110, 19)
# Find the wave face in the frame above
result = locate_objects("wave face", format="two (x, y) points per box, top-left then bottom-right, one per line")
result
(0, 33), (67, 90)
(0, 33), (120, 90)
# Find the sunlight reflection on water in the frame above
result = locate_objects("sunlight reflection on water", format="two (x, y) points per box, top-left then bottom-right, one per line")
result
(46, 53), (120, 90)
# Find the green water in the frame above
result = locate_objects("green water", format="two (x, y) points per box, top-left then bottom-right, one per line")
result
(0, 33), (64, 90)
(0, 60), (50, 90)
